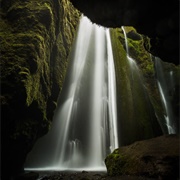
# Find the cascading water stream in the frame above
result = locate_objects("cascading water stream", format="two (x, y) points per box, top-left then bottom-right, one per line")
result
(121, 26), (144, 91)
(121, 26), (139, 70)
(121, 26), (145, 96)
(106, 29), (119, 151)
(25, 15), (119, 171)
(154, 57), (176, 134)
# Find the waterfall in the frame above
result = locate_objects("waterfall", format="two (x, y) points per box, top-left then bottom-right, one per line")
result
(121, 26), (143, 86)
(154, 57), (176, 134)
(121, 26), (139, 69)
(121, 26), (146, 97)
(106, 29), (119, 151)
(25, 15), (119, 171)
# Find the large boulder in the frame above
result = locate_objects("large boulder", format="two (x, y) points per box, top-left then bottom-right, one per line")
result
(105, 135), (179, 179)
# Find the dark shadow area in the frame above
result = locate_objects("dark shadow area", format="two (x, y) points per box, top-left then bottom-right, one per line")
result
(70, 0), (179, 65)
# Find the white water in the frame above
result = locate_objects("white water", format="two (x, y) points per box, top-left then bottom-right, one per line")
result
(121, 26), (146, 91)
(121, 26), (138, 68)
(155, 57), (176, 134)
(106, 29), (119, 151)
(25, 16), (119, 171)
(121, 26), (142, 82)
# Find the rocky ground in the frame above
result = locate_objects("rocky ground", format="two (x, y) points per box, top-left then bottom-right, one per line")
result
(17, 171), (158, 180)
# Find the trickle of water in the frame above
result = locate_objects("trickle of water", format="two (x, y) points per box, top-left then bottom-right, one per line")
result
(25, 15), (119, 171)
(155, 57), (176, 134)
(121, 26), (129, 56)
(121, 26), (141, 79)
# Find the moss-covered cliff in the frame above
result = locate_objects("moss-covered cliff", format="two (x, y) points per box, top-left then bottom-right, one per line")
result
(110, 27), (162, 145)
(0, 0), (80, 177)
(110, 27), (179, 145)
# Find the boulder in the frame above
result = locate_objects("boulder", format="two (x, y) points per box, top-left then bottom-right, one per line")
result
(105, 135), (179, 179)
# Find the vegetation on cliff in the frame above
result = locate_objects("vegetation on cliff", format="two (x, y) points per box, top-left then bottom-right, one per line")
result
(110, 26), (179, 146)
(110, 27), (163, 146)
(0, 0), (80, 177)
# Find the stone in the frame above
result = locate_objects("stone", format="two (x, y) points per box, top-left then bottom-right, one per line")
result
(105, 134), (179, 179)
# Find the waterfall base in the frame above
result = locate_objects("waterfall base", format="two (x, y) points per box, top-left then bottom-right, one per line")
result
(22, 170), (161, 180)
(24, 166), (107, 172)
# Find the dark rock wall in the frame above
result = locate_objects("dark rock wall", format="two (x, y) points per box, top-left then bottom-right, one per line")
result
(0, 0), (80, 177)
(70, 0), (179, 65)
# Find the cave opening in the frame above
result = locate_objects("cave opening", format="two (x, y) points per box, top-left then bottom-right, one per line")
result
(70, 0), (179, 65)
(1, 0), (179, 179)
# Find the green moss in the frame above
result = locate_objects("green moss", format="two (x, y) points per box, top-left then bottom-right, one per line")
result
(110, 27), (163, 145)
(142, 35), (151, 52)
(118, 27), (155, 87)
(0, 0), (81, 176)
(145, 63), (154, 74)
(1, 0), (81, 141)
(106, 150), (134, 176)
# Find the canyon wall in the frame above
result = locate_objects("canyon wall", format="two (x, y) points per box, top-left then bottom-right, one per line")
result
(0, 0), (80, 177)
(0, 0), (179, 179)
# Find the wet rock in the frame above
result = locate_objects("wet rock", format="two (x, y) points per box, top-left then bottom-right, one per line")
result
(82, 171), (89, 174)
(14, 172), (39, 180)
(105, 134), (179, 179)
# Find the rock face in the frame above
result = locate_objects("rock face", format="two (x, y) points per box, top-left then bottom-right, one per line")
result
(105, 135), (180, 179)
(110, 27), (162, 145)
(110, 27), (179, 145)
(0, 0), (80, 178)
(70, 0), (179, 65)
